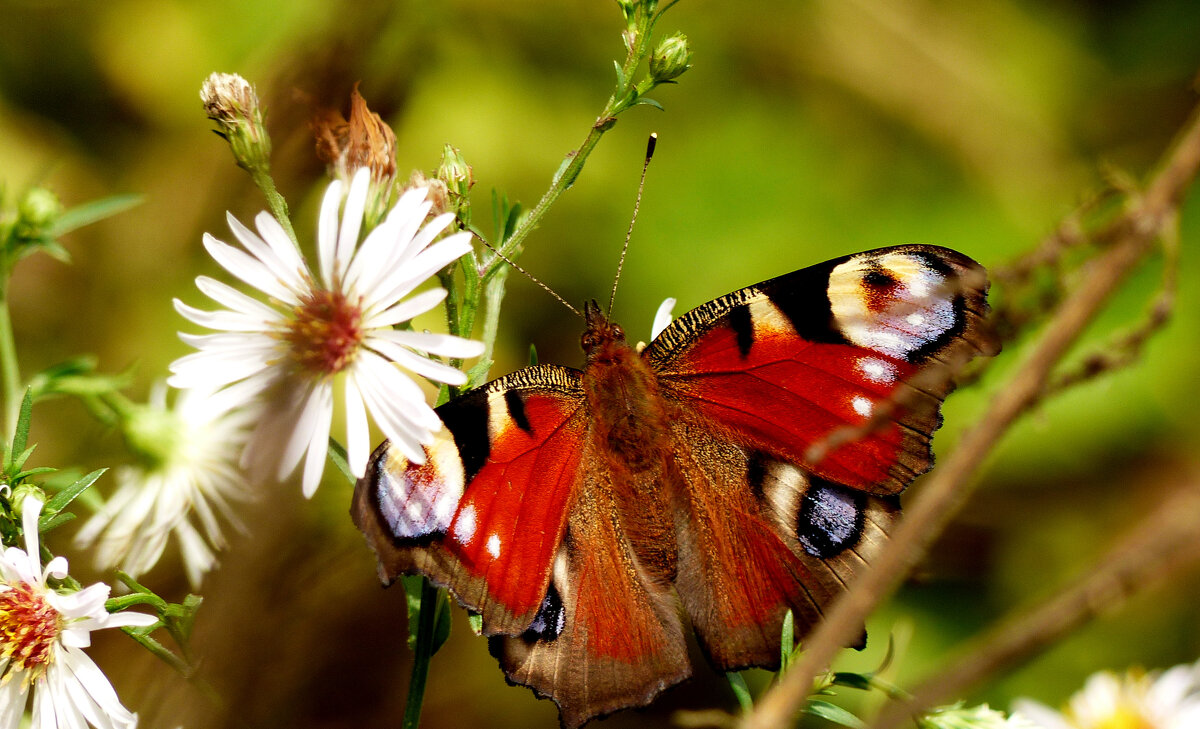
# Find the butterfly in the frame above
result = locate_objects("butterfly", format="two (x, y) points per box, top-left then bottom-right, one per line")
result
(352, 244), (998, 727)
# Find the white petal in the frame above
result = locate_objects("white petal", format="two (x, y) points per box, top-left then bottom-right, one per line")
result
(195, 276), (281, 320)
(334, 169), (371, 282)
(174, 299), (271, 332)
(300, 386), (334, 498)
(58, 647), (137, 728)
(362, 288), (447, 329)
(379, 330), (485, 358)
(203, 234), (300, 306)
(369, 234), (473, 311)
(651, 297), (677, 340)
(167, 349), (273, 390)
(274, 383), (330, 483)
(354, 352), (442, 432)
(0, 677), (27, 729)
(253, 211), (308, 284)
(343, 375), (370, 478)
(318, 178), (344, 289)
(227, 212), (306, 295)
(345, 191), (432, 294)
(20, 495), (43, 581)
(367, 338), (468, 386)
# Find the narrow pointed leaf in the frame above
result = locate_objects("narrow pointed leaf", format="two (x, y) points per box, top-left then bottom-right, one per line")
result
(726, 672), (753, 712)
(51, 194), (142, 236)
(43, 467), (105, 514)
(805, 700), (867, 729)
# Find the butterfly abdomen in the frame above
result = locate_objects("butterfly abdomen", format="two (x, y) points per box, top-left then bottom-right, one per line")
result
(583, 333), (673, 474)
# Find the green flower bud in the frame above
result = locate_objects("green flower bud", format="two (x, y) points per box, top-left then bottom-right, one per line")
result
(200, 72), (272, 173)
(437, 144), (474, 201)
(11, 483), (46, 516)
(17, 188), (63, 232)
(121, 400), (185, 471)
(649, 32), (692, 83)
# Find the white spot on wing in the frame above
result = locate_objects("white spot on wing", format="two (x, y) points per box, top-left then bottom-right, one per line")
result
(486, 533), (502, 559)
(453, 503), (477, 545)
(858, 357), (897, 384)
(851, 396), (873, 418)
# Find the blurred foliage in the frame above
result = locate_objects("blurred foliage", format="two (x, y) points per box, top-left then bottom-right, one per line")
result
(2, 0), (1200, 727)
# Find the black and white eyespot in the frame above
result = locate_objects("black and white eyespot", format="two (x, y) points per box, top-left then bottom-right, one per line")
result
(796, 479), (866, 559)
(375, 431), (465, 540)
(827, 250), (961, 361)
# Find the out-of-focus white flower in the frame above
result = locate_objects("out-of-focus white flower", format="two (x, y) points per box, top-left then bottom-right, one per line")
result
(168, 168), (483, 496)
(1013, 660), (1200, 729)
(0, 495), (156, 729)
(74, 385), (255, 588)
(650, 297), (676, 340)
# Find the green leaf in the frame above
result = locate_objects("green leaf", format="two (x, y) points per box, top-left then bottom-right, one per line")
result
(37, 511), (75, 532)
(726, 672), (753, 712)
(42, 467), (104, 515)
(503, 203), (524, 242)
(8, 389), (33, 471)
(780, 609), (795, 672)
(613, 59), (628, 89)
(50, 194), (142, 236)
(327, 437), (355, 484)
(14, 466), (55, 481)
(430, 590), (452, 655)
(830, 672), (873, 691)
(401, 575), (425, 651)
(528, 344), (539, 366)
(10, 446), (37, 474)
(633, 96), (665, 111)
(805, 700), (868, 729)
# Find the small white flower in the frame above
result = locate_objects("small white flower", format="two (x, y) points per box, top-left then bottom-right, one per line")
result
(168, 168), (484, 496)
(74, 385), (255, 588)
(920, 703), (1037, 728)
(1013, 660), (1200, 729)
(0, 495), (157, 729)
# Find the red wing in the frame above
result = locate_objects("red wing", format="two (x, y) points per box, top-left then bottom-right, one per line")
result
(645, 245), (997, 494)
(490, 455), (690, 729)
(352, 365), (587, 634)
(666, 412), (898, 669)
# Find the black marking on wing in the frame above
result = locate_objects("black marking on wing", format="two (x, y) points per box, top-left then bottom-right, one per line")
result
(520, 583), (566, 643)
(504, 389), (533, 434)
(797, 477), (866, 559)
(763, 260), (849, 346)
(729, 304), (754, 358)
(437, 390), (491, 482)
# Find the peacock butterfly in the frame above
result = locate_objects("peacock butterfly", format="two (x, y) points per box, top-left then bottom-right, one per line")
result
(351, 244), (998, 727)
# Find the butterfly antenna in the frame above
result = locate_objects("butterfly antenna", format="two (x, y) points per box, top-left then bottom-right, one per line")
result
(476, 235), (582, 319)
(608, 132), (658, 316)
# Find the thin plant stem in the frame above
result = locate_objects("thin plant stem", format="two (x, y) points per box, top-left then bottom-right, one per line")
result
(0, 286), (20, 443)
(403, 579), (442, 729)
(250, 168), (299, 248)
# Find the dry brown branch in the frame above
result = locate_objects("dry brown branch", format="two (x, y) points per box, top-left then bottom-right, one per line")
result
(871, 472), (1200, 729)
(738, 96), (1200, 729)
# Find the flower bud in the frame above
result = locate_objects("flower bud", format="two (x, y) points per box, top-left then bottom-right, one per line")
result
(11, 483), (46, 517)
(437, 144), (474, 201)
(17, 188), (63, 232)
(649, 32), (692, 83)
(313, 85), (397, 186)
(200, 72), (272, 172)
(120, 400), (185, 472)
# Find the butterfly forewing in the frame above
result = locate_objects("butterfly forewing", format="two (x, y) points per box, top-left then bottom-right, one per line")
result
(352, 365), (588, 634)
(645, 244), (997, 494)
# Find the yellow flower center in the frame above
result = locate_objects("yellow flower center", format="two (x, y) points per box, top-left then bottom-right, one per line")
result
(285, 288), (364, 376)
(0, 581), (61, 685)
(1090, 709), (1155, 729)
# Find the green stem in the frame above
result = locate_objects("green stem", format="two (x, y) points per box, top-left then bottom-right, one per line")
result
(403, 579), (441, 729)
(0, 286), (21, 443)
(250, 168), (299, 248)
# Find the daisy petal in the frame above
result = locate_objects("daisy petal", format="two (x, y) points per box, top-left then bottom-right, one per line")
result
(318, 178), (344, 289)
(379, 330), (486, 358)
(362, 287), (447, 329)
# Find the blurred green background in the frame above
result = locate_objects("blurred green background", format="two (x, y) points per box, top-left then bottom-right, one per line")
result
(3, 0), (1200, 727)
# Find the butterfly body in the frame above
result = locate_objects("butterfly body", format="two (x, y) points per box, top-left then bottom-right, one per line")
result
(353, 245), (998, 727)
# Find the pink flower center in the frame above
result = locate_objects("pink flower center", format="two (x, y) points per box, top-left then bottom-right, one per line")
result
(0, 581), (61, 683)
(285, 288), (365, 376)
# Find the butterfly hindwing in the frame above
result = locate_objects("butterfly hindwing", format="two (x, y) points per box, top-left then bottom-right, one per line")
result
(352, 365), (588, 634)
(490, 454), (690, 729)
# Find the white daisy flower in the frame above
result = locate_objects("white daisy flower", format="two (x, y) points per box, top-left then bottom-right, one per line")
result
(0, 495), (157, 729)
(168, 168), (483, 496)
(73, 384), (255, 588)
(1013, 660), (1200, 729)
